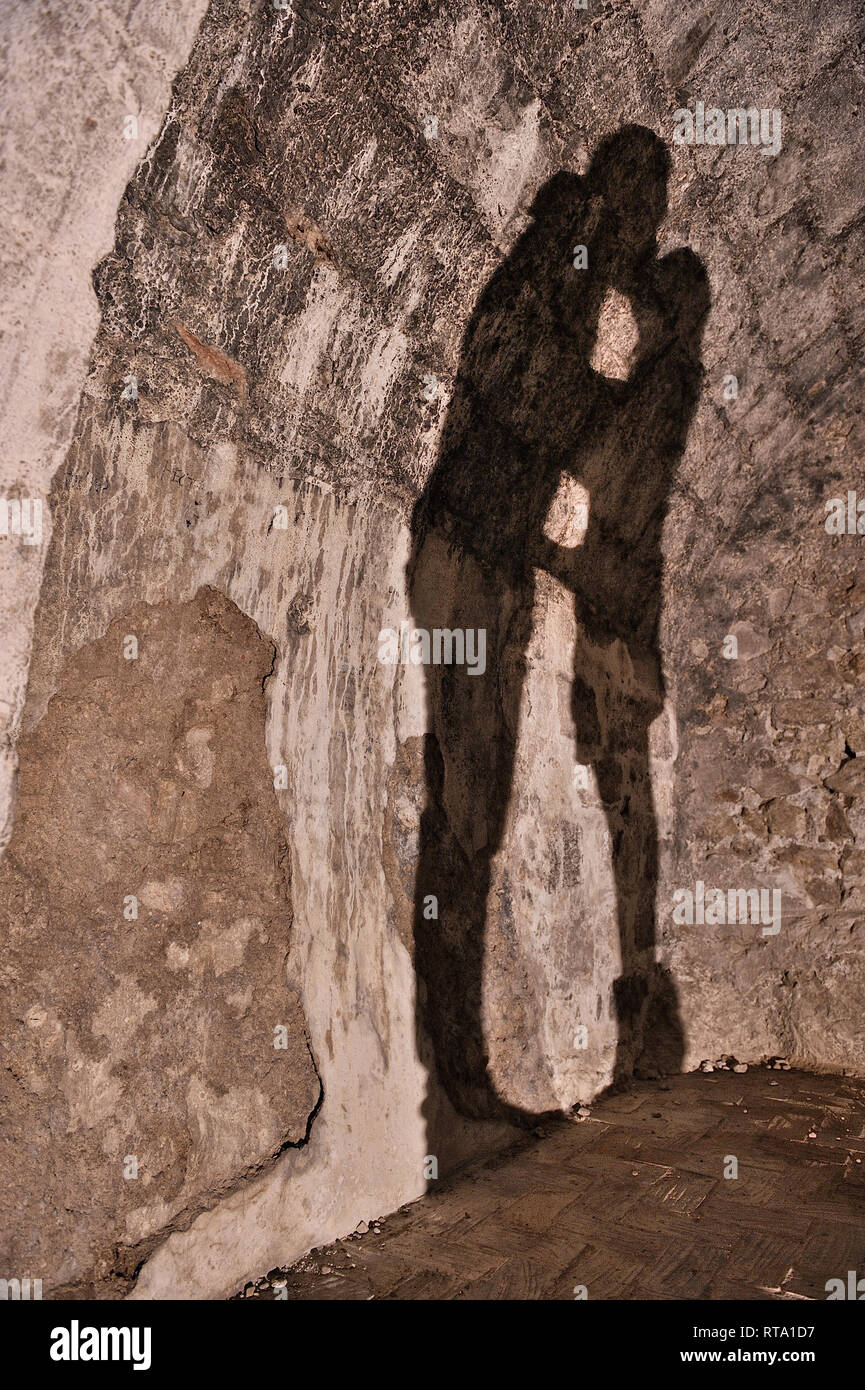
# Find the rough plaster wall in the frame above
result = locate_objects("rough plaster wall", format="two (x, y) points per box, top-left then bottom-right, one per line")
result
(1, 0), (863, 1298)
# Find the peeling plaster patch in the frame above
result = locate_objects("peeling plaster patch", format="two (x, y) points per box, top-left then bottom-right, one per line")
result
(0, 588), (319, 1294)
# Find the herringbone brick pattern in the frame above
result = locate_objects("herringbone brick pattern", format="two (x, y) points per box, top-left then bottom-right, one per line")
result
(240, 1070), (865, 1301)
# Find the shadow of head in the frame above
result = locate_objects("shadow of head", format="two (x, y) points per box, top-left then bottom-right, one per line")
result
(528, 125), (671, 288)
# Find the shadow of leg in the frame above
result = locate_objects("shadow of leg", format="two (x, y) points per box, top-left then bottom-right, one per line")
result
(596, 718), (685, 1086)
(411, 553), (560, 1142)
(413, 727), (492, 1120)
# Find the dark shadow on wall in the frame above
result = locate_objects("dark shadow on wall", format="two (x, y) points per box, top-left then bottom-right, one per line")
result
(407, 126), (710, 1143)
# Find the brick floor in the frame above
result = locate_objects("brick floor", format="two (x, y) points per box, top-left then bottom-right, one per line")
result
(238, 1068), (865, 1300)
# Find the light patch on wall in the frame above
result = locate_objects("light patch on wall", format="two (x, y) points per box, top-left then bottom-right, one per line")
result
(358, 325), (409, 422)
(648, 698), (679, 834)
(590, 289), (640, 381)
(279, 266), (349, 398)
(477, 97), (543, 238)
(412, 17), (545, 240)
(543, 476), (590, 550)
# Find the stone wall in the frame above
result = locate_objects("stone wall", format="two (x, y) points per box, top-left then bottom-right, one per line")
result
(0, 0), (862, 1298)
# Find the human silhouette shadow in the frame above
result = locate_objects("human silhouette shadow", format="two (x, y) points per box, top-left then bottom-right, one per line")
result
(407, 127), (710, 1142)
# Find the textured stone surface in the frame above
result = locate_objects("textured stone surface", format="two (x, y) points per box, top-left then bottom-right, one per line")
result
(0, 0), (209, 849)
(0, 588), (319, 1295)
(0, 0), (863, 1298)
